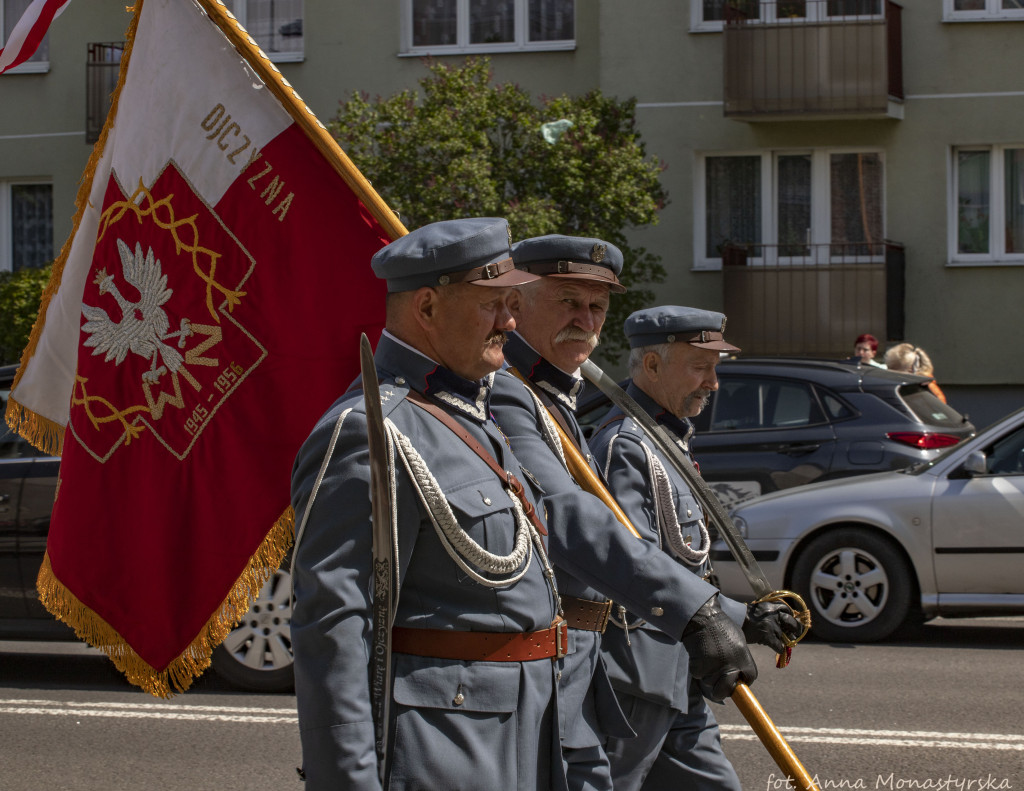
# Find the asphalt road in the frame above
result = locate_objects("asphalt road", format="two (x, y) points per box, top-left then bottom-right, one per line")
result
(1, 616), (1021, 791)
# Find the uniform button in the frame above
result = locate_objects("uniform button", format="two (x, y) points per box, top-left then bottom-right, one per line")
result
(453, 692), (464, 705)
(650, 606), (664, 617)
(684, 534), (692, 545)
(395, 376), (406, 385)
(556, 671), (562, 681)
(483, 496), (492, 506)
(686, 509), (693, 517)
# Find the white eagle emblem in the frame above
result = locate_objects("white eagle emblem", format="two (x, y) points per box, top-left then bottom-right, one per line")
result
(81, 239), (194, 384)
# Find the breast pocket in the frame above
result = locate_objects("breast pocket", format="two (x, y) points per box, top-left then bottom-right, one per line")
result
(389, 657), (520, 790)
(444, 479), (522, 584)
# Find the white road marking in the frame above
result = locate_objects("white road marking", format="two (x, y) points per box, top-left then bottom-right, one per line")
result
(720, 724), (1024, 750)
(0, 698), (297, 724)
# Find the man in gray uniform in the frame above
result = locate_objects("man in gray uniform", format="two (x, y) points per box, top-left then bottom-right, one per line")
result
(290, 218), (568, 791)
(490, 237), (782, 791)
(589, 305), (802, 791)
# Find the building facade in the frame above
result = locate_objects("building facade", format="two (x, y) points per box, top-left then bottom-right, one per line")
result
(2, 0), (1022, 420)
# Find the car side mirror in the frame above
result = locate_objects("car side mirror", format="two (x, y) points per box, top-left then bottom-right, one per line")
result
(949, 450), (987, 479)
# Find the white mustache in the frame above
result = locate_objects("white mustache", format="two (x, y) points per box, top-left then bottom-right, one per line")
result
(555, 327), (599, 349)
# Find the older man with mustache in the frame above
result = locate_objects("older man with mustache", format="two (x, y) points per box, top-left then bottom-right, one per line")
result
(589, 306), (802, 791)
(488, 237), (771, 791)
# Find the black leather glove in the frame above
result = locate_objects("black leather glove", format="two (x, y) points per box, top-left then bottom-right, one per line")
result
(743, 600), (804, 654)
(682, 594), (758, 703)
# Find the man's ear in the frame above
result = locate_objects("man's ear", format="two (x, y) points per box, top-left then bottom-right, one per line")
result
(507, 288), (522, 315)
(643, 350), (662, 381)
(410, 287), (439, 330)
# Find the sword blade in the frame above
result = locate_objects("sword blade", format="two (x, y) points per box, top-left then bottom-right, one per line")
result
(579, 358), (773, 601)
(360, 333), (394, 783)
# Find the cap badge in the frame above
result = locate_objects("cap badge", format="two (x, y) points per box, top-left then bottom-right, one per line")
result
(721, 317), (728, 332)
(590, 243), (606, 263)
(507, 226), (513, 246)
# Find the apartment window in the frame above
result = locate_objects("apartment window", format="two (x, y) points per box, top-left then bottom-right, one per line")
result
(1, 0), (50, 73)
(403, 0), (574, 54)
(86, 43), (124, 145)
(227, 0), (304, 62)
(692, 0), (881, 31)
(951, 146), (1024, 264)
(0, 182), (53, 273)
(697, 150), (884, 268)
(943, 0), (1024, 21)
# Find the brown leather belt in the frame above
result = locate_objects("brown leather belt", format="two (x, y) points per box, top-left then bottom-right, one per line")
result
(391, 618), (568, 662)
(561, 595), (612, 633)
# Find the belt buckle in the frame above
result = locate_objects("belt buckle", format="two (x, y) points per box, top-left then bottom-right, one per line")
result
(554, 618), (568, 659)
(597, 600), (612, 634)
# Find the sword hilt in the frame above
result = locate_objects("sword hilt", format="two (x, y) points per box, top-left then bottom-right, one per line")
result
(752, 589), (812, 668)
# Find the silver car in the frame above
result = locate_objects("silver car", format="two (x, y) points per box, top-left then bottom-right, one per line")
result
(714, 407), (1024, 642)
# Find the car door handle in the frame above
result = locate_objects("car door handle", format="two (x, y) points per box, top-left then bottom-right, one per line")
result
(777, 443), (821, 457)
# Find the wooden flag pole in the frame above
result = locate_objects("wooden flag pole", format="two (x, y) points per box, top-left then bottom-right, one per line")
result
(195, 0), (408, 241)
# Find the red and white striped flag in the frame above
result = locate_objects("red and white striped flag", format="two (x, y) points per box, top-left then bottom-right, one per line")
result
(0, 0), (69, 73)
(5, 0), (403, 695)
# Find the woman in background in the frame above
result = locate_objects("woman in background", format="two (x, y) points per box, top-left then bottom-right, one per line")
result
(851, 333), (887, 368)
(885, 343), (947, 403)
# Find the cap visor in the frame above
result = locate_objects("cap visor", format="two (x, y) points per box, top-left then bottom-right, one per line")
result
(693, 339), (741, 352)
(547, 272), (627, 294)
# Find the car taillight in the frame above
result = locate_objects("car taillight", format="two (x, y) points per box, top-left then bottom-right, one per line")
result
(886, 431), (962, 449)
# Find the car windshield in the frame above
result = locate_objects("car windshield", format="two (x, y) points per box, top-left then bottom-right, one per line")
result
(899, 384), (966, 428)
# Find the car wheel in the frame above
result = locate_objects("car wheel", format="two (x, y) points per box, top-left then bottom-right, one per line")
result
(791, 528), (912, 643)
(211, 565), (294, 692)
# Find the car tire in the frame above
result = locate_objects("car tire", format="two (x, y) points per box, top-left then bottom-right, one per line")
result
(211, 564), (294, 692)
(791, 528), (912, 643)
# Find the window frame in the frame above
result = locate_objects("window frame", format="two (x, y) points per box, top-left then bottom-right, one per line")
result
(942, 0), (1024, 22)
(1, 0), (51, 73)
(0, 179), (53, 273)
(948, 144), (1024, 266)
(400, 0), (576, 55)
(694, 147), (887, 271)
(226, 0), (304, 63)
(689, 0), (883, 33)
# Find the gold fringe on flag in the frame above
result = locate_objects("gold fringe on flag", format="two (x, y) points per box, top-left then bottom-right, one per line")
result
(4, 3), (142, 452)
(3, 395), (65, 456)
(36, 506), (295, 698)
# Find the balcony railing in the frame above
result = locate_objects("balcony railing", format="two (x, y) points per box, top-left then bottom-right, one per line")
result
(721, 241), (905, 357)
(723, 0), (903, 121)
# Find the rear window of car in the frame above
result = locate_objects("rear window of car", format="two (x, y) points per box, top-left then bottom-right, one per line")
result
(900, 384), (965, 428)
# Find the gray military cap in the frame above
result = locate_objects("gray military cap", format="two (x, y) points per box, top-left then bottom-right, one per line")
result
(372, 217), (539, 293)
(511, 234), (627, 293)
(625, 306), (741, 352)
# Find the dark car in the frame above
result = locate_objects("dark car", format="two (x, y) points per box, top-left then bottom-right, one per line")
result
(0, 364), (293, 691)
(578, 357), (975, 506)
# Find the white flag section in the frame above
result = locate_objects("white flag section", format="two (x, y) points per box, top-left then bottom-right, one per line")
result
(15, 0), (292, 427)
(0, 0), (70, 73)
(7, 0), (397, 695)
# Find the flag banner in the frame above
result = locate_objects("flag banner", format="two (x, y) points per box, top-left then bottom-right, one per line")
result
(5, 0), (402, 695)
(0, 0), (70, 73)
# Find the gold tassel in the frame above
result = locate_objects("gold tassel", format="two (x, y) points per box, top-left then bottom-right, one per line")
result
(37, 506), (295, 698)
(3, 395), (65, 456)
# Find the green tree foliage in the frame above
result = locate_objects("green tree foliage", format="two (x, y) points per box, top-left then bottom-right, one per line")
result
(331, 58), (667, 364)
(0, 264), (52, 365)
